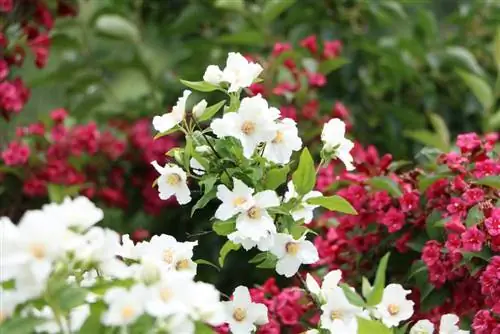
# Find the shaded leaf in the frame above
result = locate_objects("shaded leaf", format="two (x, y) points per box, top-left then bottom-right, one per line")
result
(212, 219), (236, 236)
(357, 317), (392, 334)
(318, 57), (349, 75)
(366, 253), (390, 306)
(292, 148), (316, 195)
(339, 283), (366, 307)
(180, 80), (219, 92)
(264, 166), (290, 190)
(198, 100), (227, 122)
(474, 176), (500, 189)
(94, 14), (139, 42)
(307, 195), (357, 214)
(262, 0), (296, 22)
(218, 240), (240, 267)
(457, 70), (494, 112)
(195, 259), (220, 271)
(367, 177), (402, 197)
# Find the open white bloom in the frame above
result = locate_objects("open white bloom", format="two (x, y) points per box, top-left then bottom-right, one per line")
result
(211, 95), (277, 158)
(193, 99), (208, 118)
(270, 233), (319, 277)
(186, 281), (225, 327)
(439, 314), (469, 334)
(151, 161), (191, 204)
(223, 286), (268, 334)
(203, 65), (223, 85)
(375, 284), (414, 328)
(0, 288), (22, 324)
(263, 118), (302, 164)
(410, 319), (435, 334)
(215, 178), (255, 220)
(145, 272), (190, 318)
(152, 90), (191, 133)
(320, 286), (363, 334)
(102, 284), (148, 327)
(42, 196), (103, 230)
(33, 305), (90, 333)
(321, 118), (355, 171)
(306, 269), (342, 301)
(228, 230), (275, 251)
(235, 190), (279, 242)
(284, 181), (322, 224)
(221, 52), (263, 92)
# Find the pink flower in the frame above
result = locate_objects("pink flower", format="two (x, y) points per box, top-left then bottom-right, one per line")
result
(50, 108), (68, 122)
(456, 132), (481, 153)
(400, 191), (419, 212)
(485, 208), (500, 236)
(307, 72), (326, 87)
(463, 188), (485, 206)
(300, 35), (318, 54)
(272, 42), (292, 57)
(1, 142), (30, 166)
(422, 240), (442, 267)
(279, 106), (297, 121)
(301, 100), (319, 119)
(0, 0), (13, 12)
(323, 40), (342, 59)
(380, 207), (405, 232)
(461, 226), (485, 252)
(0, 59), (9, 81)
(472, 310), (496, 334)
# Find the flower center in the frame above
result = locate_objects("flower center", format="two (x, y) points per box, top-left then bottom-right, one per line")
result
(272, 130), (284, 144)
(175, 259), (190, 270)
(160, 288), (172, 302)
(163, 249), (174, 264)
(387, 304), (400, 316)
(241, 121), (256, 135)
(285, 242), (300, 255)
(330, 310), (343, 320)
(233, 196), (247, 206)
(233, 307), (247, 322)
(121, 305), (135, 320)
(247, 206), (262, 220)
(30, 243), (46, 259)
(166, 173), (181, 186)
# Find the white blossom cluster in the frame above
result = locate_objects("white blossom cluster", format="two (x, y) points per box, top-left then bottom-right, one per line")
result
(410, 314), (469, 334)
(0, 197), (269, 333)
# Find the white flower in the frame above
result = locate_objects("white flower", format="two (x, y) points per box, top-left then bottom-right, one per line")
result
(145, 272), (190, 318)
(263, 118), (302, 164)
(187, 281), (225, 326)
(211, 95), (277, 158)
(190, 157), (205, 175)
(270, 233), (319, 277)
(203, 65), (223, 85)
(102, 285), (148, 327)
(375, 284), (414, 328)
(215, 178), (255, 221)
(410, 319), (435, 334)
(151, 161), (191, 204)
(42, 196), (103, 230)
(221, 52), (263, 92)
(321, 118), (355, 171)
(193, 99), (208, 118)
(439, 314), (469, 334)
(152, 90), (191, 133)
(223, 286), (268, 334)
(33, 305), (90, 333)
(320, 286), (363, 334)
(0, 288), (22, 323)
(284, 181), (322, 224)
(228, 230), (274, 251)
(306, 269), (342, 301)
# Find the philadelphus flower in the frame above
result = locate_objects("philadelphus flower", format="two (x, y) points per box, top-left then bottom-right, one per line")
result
(375, 284), (415, 328)
(306, 269), (342, 302)
(211, 95), (278, 158)
(144, 272), (190, 318)
(410, 319), (435, 334)
(215, 178), (255, 221)
(151, 160), (191, 204)
(263, 118), (302, 164)
(203, 65), (223, 85)
(223, 286), (268, 334)
(152, 90), (191, 133)
(102, 285), (148, 326)
(321, 118), (355, 171)
(284, 181), (321, 224)
(42, 196), (103, 230)
(320, 286), (363, 334)
(185, 281), (225, 326)
(270, 233), (319, 277)
(439, 314), (470, 334)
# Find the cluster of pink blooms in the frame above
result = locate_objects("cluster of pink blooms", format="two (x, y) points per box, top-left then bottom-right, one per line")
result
(0, 0), (76, 120)
(0, 108), (179, 217)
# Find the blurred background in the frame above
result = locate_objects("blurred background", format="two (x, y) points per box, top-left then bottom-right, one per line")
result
(2, 0), (500, 292)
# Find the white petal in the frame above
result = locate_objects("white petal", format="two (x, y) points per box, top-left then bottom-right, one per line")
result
(193, 99), (208, 118)
(232, 286), (252, 307)
(253, 190), (280, 208)
(175, 184), (192, 205)
(298, 240), (319, 264)
(275, 256), (301, 277)
(305, 273), (321, 296)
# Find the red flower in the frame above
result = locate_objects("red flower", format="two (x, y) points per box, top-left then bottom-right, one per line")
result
(461, 226), (485, 252)
(300, 35), (318, 54)
(1, 142), (30, 166)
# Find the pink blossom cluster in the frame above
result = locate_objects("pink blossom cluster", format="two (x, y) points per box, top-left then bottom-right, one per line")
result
(0, 0), (76, 120)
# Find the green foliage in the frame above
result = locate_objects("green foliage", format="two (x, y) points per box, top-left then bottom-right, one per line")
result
(306, 195), (357, 214)
(292, 148), (316, 195)
(366, 253), (390, 306)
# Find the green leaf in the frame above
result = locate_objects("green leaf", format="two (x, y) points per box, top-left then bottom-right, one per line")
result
(318, 57), (349, 75)
(428, 113), (450, 151)
(362, 277), (372, 299)
(249, 252), (268, 264)
(0, 316), (47, 334)
(307, 195), (357, 215)
(218, 30), (266, 47)
(195, 259), (220, 271)
(394, 323), (410, 334)
(79, 302), (106, 333)
(180, 80), (219, 92)
(487, 110), (500, 130)
(420, 286), (449, 312)
(465, 205), (484, 227)
(264, 166), (290, 190)
(457, 70), (494, 112)
(195, 322), (216, 334)
(154, 126), (180, 139)
(218, 240), (240, 267)
(292, 148), (316, 195)
(184, 136), (193, 172)
(357, 317), (392, 334)
(366, 253), (390, 306)
(474, 176), (500, 189)
(367, 177), (402, 197)
(445, 46), (484, 76)
(191, 187), (217, 216)
(256, 252), (278, 269)
(494, 27), (500, 72)
(404, 130), (447, 151)
(47, 184), (65, 203)
(339, 283), (366, 307)
(418, 174), (450, 192)
(212, 219), (236, 236)
(214, 0), (244, 12)
(197, 100), (227, 122)
(407, 260), (428, 281)
(56, 285), (88, 311)
(94, 14), (139, 42)
(425, 210), (445, 239)
(262, 0), (296, 22)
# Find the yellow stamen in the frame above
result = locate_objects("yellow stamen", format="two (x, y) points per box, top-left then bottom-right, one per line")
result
(166, 173), (181, 185)
(160, 288), (172, 302)
(163, 249), (174, 264)
(175, 259), (190, 270)
(121, 306), (135, 320)
(233, 197), (247, 206)
(285, 242), (300, 255)
(272, 130), (284, 144)
(241, 121), (256, 135)
(30, 243), (46, 259)
(247, 206), (262, 220)
(387, 304), (400, 316)
(233, 307), (246, 322)
(331, 310), (342, 320)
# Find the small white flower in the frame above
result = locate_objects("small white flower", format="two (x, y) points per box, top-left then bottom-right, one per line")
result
(102, 284), (148, 327)
(284, 181), (322, 224)
(263, 118), (302, 164)
(193, 99), (208, 118)
(439, 314), (469, 334)
(320, 286), (363, 334)
(270, 233), (319, 277)
(221, 52), (263, 92)
(410, 319), (435, 334)
(203, 65), (223, 85)
(305, 269), (342, 301)
(145, 273), (190, 318)
(0, 288), (22, 323)
(187, 281), (225, 327)
(321, 118), (355, 171)
(215, 178), (255, 221)
(190, 157), (205, 175)
(152, 90), (191, 133)
(211, 95), (277, 158)
(42, 196), (103, 230)
(228, 230), (275, 251)
(151, 161), (191, 204)
(223, 286), (268, 334)
(375, 284), (415, 328)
